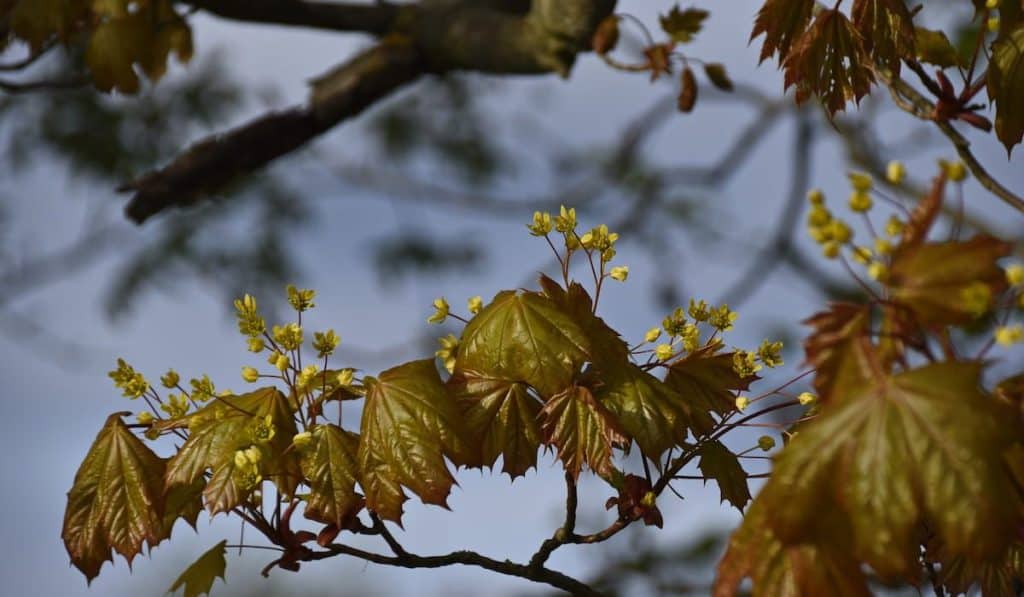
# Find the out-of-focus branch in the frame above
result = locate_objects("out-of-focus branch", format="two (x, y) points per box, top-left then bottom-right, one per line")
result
(876, 66), (1024, 214)
(0, 75), (89, 93)
(122, 0), (617, 223)
(180, 0), (404, 34)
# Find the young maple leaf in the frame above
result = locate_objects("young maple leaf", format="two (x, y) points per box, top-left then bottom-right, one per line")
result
(783, 9), (875, 115)
(851, 0), (916, 75)
(750, 0), (815, 63)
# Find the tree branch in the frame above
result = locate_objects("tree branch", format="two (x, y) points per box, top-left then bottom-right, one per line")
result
(180, 0), (404, 35)
(122, 0), (617, 223)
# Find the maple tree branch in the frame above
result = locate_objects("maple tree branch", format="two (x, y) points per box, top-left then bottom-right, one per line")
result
(876, 66), (1024, 214)
(179, 0), (404, 35)
(308, 542), (605, 596)
(122, 0), (616, 223)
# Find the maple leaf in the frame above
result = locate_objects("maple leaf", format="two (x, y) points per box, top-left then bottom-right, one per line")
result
(783, 9), (875, 115)
(714, 499), (870, 596)
(750, 0), (815, 63)
(300, 424), (364, 528)
(749, 362), (1023, 581)
(448, 373), (542, 479)
(164, 387), (301, 515)
(457, 288), (593, 398)
(86, 2), (192, 93)
(659, 5), (708, 44)
(599, 362), (711, 460)
(851, 0), (916, 74)
(159, 478), (205, 543)
(63, 413), (166, 582)
(801, 303), (873, 402)
(988, 24), (1024, 155)
(937, 540), (1024, 596)
(167, 540), (227, 597)
(887, 236), (1012, 326)
(358, 359), (475, 523)
(537, 275), (630, 366)
(663, 348), (757, 418)
(899, 172), (946, 249)
(8, 0), (88, 49)
(697, 440), (751, 511)
(540, 385), (628, 479)
(914, 27), (962, 68)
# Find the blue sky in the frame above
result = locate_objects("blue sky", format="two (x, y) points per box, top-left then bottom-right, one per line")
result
(1, 1), (1021, 595)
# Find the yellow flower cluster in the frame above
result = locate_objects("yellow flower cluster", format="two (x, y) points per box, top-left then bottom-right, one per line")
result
(427, 297), (449, 324)
(189, 375), (216, 402)
(249, 415), (276, 445)
(995, 325), (1023, 347)
(286, 285), (316, 312)
(234, 294), (265, 338)
(313, 329), (340, 359)
(960, 281), (993, 318)
(233, 446), (263, 489)
(161, 393), (189, 418)
(272, 323), (303, 351)
(108, 358), (149, 399)
(436, 334), (459, 374)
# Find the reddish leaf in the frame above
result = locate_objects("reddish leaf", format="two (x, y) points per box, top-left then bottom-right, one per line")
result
(664, 348), (757, 418)
(659, 5), (709, 44)
(358, 359), (475, 523)
(750, 0), (815, 63)
(988, 24), (1024, 155)
(801, 303), (874, 402)
(605, 474), (663, 528)
(851, 0), (916, 74)
(300, 424), (364, 528)
(63, 413), (166, 582)
(448, 373), (542, 479)
(678, 67), (698, 112)
(540, 385), (627, 479)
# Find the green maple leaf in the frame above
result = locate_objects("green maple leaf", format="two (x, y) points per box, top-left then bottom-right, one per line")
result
(539, 385), (628, 479)
(714, 499), (870, 596)
(887, 236), (1011, 325)
(448, 373), (542, 479)
(750, 0), (815, 63)
(167, 540), (227, 597)
(159, 478), (205, 543)
(801, 302), (872, 402)
(914, 27), (962, 68)
(358, 359), (475, 523)
(988, 24), (1024, 155)
(783, 9), (875, 114)
(537, 274), (630, 366)
(86, 2), (192, 93)
(300, 424), (364, 527)
(9, 0), (88, 49)
(851, 0), (916, 74)
(748, 361), (1023, 582)
(165, 387), (300, 515)
(697, 440), (751, 511)
(62, 413), (166, 582)
(659, 5), (709, 44)
(457, 288), (593, 397)
(664, 348), (757, 418)
(599, 362), (710, 461)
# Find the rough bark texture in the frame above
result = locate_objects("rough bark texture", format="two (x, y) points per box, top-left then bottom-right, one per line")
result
(123, 0), (616, 223)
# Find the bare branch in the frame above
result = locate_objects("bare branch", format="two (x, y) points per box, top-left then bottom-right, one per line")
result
(180, 0), (404, 35)
(0, 75), (89, 94)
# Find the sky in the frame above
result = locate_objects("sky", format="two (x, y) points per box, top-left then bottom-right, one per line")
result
(1, 1), (1022, 596)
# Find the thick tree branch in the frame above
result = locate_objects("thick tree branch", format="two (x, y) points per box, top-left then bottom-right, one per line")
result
(180, 0), (404, 35)
(122, 0), (616, 223)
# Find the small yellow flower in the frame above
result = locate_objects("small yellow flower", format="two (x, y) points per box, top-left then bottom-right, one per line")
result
(601, 248), (616, 263)
(467, 296), (484, 315)
(847, 171), (872, 192)
(829, 219), (852, 244)
(709, 304), (738, 331)
(822, 241), (841, 259)
(286, 285), (316, 312)
(995, 325), (1024, 347)
(527, 211), (553, 236)
(808, 225), (830, 244)
(798, 392), (816, 405)
(757, 435), (776, 451)
(851, 246), (872, 265)
(681, 323), (701, 353)
(564, 234), (581, 251)
(807, 188), (825, 205)
(987, 16), (1000, 32)
(1005, 264), (1024, 287)
(435, 334), (459, 374)
(688, 299), (710, 322)
(137, 411), (155, 425)
(427, 297), (450, 324)
(234, 450), (250, 470)
(986, 0), (998, 8)
(960, 281), (992, 318)
(848, 191), (873, 212)
(662, 307), (687, 336)
(336, 369), (355, 387)
(806, 205), (832, 228)
(732, 350), (762, 377)
(555, 205), (577, 233)
(609, 266), (629, 282)
(735, 396), (750, 412)
(874, 238), (893, 255)
(885, 215), (905, 237)
(275, 353), (291, 372)
(247, 337), (265, 353)
(757, 339), (784, 368)
(313, 329), (340, 358)
(644, 327), (662, 343)
(941, 159), (968, 182)
(641, 491), (657, 509)
(190, 375), (216, 401)
(655, 343), (674, 361)
(272, 323), (303, 351)
(160, 369), (180, 389)
(297, 364), (320, 387)
(886, 161), (906, 185)
(234, 294), (265, 338)
(293, 431), (313, 449)
(108, 358), (149, 399)
(160, 393), (189, 418)
(244, 446), (262, 464)
(250, 415), (276, 444)
(241, 366), (259, 383)
(867, 262), (889, 282)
